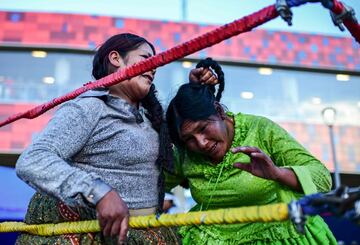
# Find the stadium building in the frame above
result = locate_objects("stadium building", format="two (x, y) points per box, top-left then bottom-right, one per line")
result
(0, 7), (359, 243)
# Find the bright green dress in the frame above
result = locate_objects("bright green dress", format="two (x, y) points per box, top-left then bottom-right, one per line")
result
(166, 112), (337, 244)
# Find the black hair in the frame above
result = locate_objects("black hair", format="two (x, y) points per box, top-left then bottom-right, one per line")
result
(166, 58), (225, 149)
(141, 84), (174, 213)
(92, 33), (155, 80)
(92, 33), (172, 213)
(195, 57), (225, 102)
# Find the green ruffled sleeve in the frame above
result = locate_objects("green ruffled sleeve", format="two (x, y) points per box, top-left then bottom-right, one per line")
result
(259, 117), (332, 195)
(164, 148), (187, 192)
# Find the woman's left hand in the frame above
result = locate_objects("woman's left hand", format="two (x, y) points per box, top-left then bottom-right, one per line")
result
(189, 67), (218, 85)
(231, 146), (281, 181)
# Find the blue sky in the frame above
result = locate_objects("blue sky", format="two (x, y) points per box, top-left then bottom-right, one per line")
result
(0, 0), (359, 37)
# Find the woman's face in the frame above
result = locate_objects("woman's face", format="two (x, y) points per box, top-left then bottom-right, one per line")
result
(110, 42), (156, 102)
(179, 114), (233, 164)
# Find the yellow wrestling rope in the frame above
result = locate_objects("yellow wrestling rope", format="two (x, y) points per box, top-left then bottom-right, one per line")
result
(0, 203), (288, 236)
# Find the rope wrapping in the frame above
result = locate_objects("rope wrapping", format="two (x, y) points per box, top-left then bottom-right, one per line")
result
(278, 0), (359, 43)
(331, 0), (360, 43)
(0, 203), (289, 236)
(285, 0), (333, 8)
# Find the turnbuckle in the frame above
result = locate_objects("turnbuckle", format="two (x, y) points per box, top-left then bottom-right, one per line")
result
(288, 200), (306, 234)
(330, 2), (358, 31)
(276, 0), (293, 26)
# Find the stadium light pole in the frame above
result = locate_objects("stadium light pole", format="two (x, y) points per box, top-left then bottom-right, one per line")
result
(181, 0), (188, 21)
(322, 107), (341, 189)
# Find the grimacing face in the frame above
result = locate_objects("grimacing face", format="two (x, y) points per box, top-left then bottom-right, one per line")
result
(115, 42), (156, 101)
(179, 114), (233, 164)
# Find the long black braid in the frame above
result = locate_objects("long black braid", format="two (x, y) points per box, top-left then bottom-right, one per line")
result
(141, 84), (174, 214)
(195, 57), (225, 102)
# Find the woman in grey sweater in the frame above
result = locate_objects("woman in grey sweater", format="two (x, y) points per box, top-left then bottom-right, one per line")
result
(15, 33), (217, 244)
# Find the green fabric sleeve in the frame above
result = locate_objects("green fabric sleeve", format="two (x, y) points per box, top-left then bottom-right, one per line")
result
(260, 117), (332, 194)
(289, 166), (317, 195)
(164, 148), (186, 192)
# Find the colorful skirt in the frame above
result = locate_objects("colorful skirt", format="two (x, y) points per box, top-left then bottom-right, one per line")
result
(16, 192), (181, 245)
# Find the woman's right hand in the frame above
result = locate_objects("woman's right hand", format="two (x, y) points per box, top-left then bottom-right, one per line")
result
(96, 190), (129, 244)
(189, 67), (218, 85)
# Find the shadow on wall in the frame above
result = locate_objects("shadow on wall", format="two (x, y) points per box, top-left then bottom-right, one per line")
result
(0, 166), (34, 244)
(323, 216), (360, 244)
(0, 225), (19, 245)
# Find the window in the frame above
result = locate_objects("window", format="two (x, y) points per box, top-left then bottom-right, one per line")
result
(0, 49), (359, 126)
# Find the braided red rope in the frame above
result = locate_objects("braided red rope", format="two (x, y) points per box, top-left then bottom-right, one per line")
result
(332, 0), (360, 44)
(0, 5), (279, 128)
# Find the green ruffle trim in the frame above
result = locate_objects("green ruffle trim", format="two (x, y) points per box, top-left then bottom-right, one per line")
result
(178, 216), (336, 245)
(191, 112), (247, 183)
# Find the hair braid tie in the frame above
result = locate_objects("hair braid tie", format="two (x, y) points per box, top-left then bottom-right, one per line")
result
(195, 58), (225, 102)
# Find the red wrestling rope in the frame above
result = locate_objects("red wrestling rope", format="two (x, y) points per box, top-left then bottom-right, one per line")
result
(0, 5), (279, 127)
(332, 0), (360, 44)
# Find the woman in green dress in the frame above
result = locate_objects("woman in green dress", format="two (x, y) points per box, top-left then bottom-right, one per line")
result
(165, 58), (337, 244)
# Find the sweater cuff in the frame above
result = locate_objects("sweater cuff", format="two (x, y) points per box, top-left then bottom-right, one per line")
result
(289, 166), (317, 195)
(85, 179), (112, 206)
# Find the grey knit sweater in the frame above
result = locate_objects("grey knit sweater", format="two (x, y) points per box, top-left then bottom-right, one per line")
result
(16, 89), (160, 209)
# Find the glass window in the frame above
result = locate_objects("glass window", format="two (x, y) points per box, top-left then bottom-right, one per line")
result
(157, 63), (360, 126)
(0, 49), (359, 126)
(219, 65), (360, 126)
(0, 49), (93, 103)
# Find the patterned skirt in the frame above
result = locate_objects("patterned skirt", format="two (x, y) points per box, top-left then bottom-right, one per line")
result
(16, 192), (181, 245)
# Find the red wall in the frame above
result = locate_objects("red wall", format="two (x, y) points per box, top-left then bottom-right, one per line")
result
(0, 11), (359, 71)
(0, 104), (53, 153)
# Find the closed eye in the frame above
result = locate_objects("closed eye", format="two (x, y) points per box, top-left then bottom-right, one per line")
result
(140, 53), (152, 59)
(200, 124), (208, 133)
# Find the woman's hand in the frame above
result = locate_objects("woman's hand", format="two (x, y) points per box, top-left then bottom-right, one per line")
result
(231, 146), (281, 181)
(231, 146), (302, 191)
(96, 190), (129, 244)
(189, 67), (218, 85)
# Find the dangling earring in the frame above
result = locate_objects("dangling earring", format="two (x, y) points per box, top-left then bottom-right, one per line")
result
(230, 116), (234, 125)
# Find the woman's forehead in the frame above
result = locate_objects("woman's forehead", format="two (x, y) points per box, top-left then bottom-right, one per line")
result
(180, 115), (218, 134)
(138, 42), (154, 54)
(181, 119), (203, 133)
